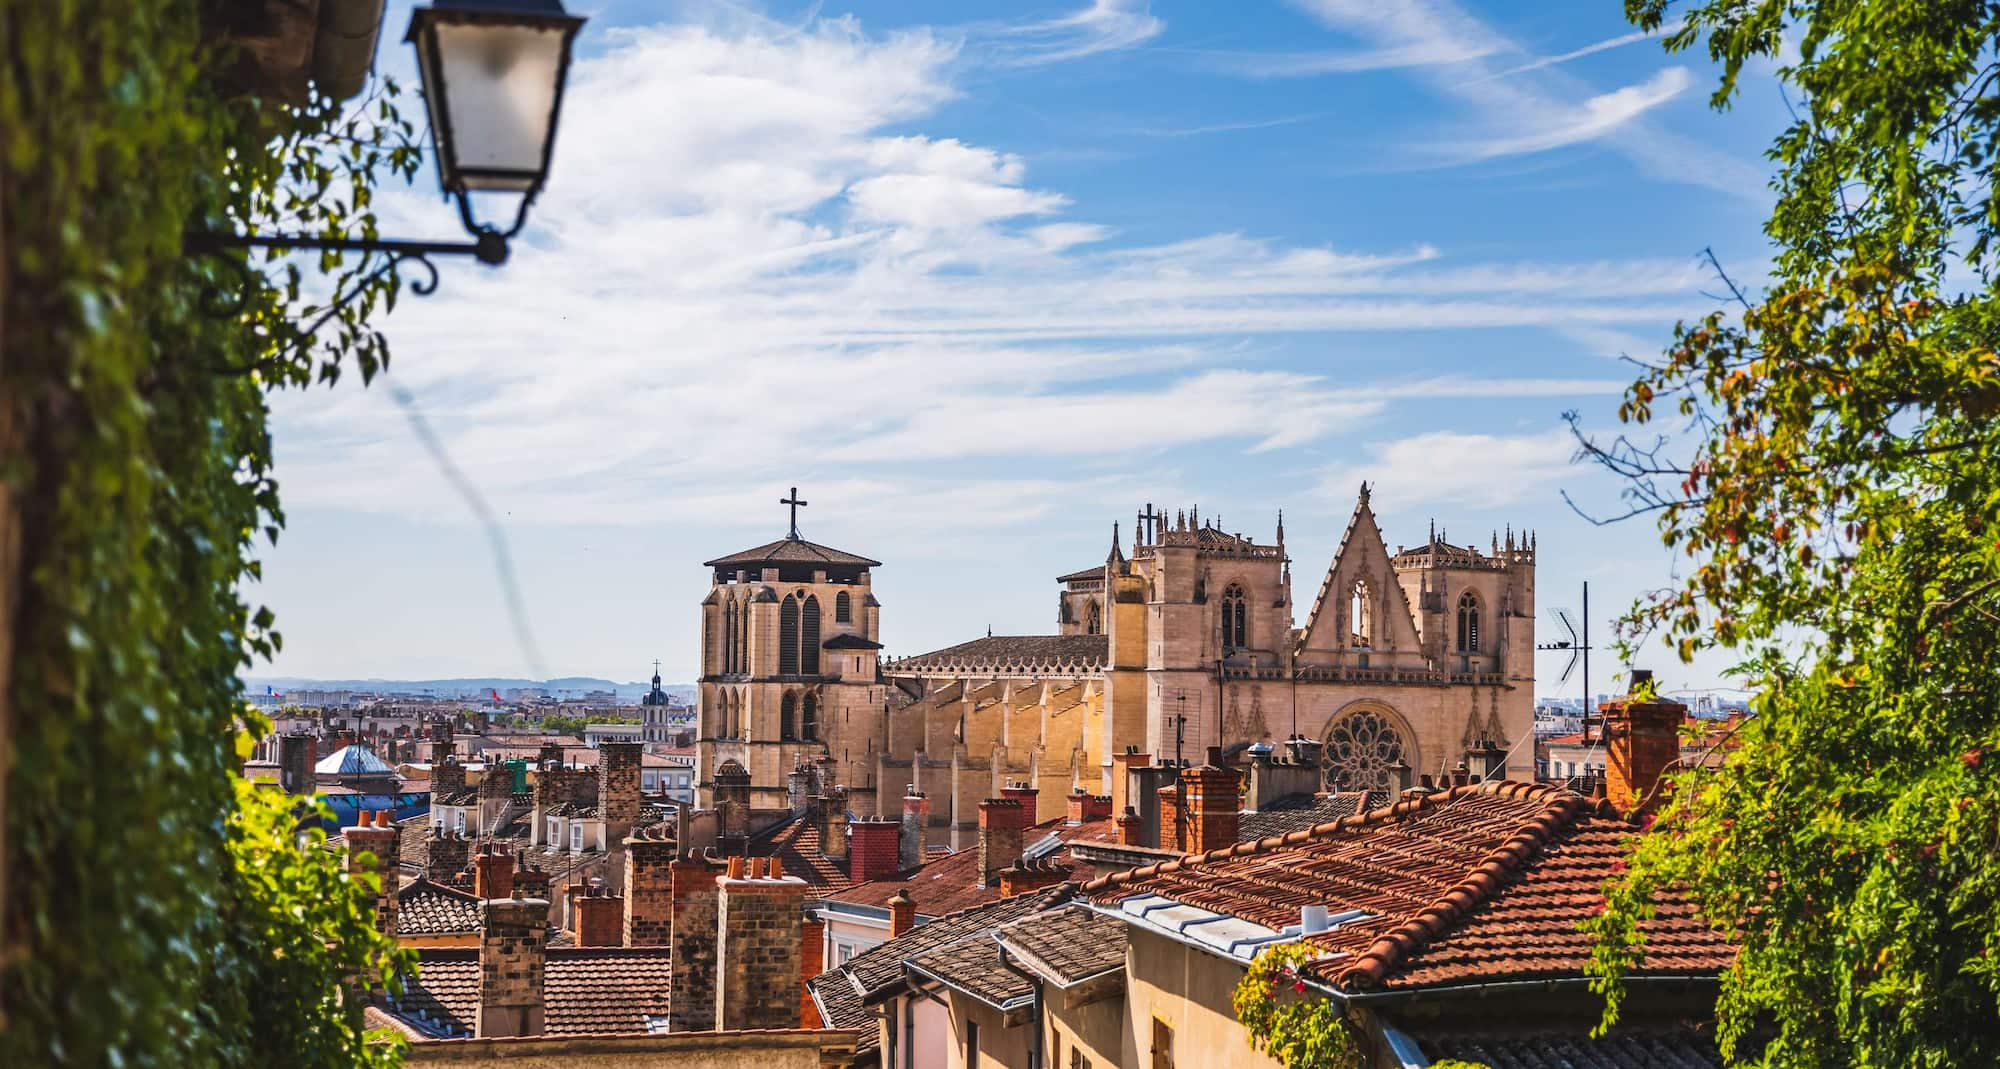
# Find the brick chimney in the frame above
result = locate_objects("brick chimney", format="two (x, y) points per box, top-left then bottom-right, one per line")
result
(279, 733), (315, 795)
(1065, 789), (1113, 825)
(887, 888), (917, 937)
(999, 856), (1071, 897)
(538, 740), (563, 769)
(899, 786), (929, 873)
(598, 741), (643, 891)
(344, 809), (400, 935)
(431, 754), (465, 799)
(430, 716), (454, 757)
(1466, 739), (1507, 783)
(977, 799), (1026, 887)
(667, 857), (722, 1032)
(512, 853), (551, 900)
(787, 761), (817, 816)
(1180, 763), (1241, 855)
(476, 893), (548, 1038)
(623, 823), (676, 947)
(1603, 670), (1687, 818)
(1116, 806), (1143, 846)
(474, 841), (514, 900)
(716, 863), (807, 1031)
(818, 787), (850, 861)
(575, 879), (624, 948)
(1000, 782), (1040, 823)
(1156, 782), (1183, 853)
(849, 818), (901, 884)
(427, 828), (469, 878)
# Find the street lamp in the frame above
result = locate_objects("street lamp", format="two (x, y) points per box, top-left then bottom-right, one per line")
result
(193, 0), (586, 276)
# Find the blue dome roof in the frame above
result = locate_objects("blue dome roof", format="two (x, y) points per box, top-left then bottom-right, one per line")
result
(314, 744), (398, 777)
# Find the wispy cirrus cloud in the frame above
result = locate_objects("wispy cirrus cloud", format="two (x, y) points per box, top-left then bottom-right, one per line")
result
(1315, 428), (1582, 510)
(982, 0), (1164, 67)
(1453, 66), (1692, 161)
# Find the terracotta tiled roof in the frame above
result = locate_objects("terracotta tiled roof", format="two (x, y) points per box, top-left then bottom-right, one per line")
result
(1085, 780), (1732, 992)
(885, 634), (1107, 674)
(821, 817), (1116, 917)
(807, 885), (1075, 1053)
(993, 904), (1127, 986)
(749, 817), (852, 899)
(1420, 1029), (1726, 1068)
(384, 948), (672, 1037)
(395, 878), (482, 937)
(703, 537), (880, 569)
(1236, 791), (1376, 842)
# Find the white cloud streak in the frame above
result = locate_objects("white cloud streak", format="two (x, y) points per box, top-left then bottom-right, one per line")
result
(1316, 428), (1580, 510)
(984, 0), (1165, 67)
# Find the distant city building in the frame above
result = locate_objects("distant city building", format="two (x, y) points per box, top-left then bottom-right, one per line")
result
(584, 722), (644, 747)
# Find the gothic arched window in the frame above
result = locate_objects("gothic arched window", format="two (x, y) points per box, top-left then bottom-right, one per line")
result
(836, 591), (852, 624)
(1087, 599), (1101, 635)
(737, 599), (750, 675)
(780, 692), (797, 741)
(1349, 580), (1373, 648)
(780, 596), (800, 675)
(801, 595), (822, 674)
(801, 692), (818, 741)
(1321, 707), (1408, 792)
(723, 601), (737, 674)
(1456, 591), (1481, 653)
(1220, 583), (1248, 650)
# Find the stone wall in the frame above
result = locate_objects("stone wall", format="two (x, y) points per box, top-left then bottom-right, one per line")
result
(715, 864), (806, 1032)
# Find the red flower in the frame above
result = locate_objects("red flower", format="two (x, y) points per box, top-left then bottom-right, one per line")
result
(1963, 748), (1984, 769)
(1293, 980), (1307, 993)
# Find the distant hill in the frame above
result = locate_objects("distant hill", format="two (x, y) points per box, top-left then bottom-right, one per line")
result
(241, 676), (697, 704)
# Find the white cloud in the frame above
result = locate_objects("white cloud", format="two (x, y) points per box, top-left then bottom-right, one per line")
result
(273, 10), (1710, 529)
(1191, 40), (1496, 79)
(1317, 428), (1580, 509)
(1456, 67), (1692, 160)
(984, 0), (1165, 67)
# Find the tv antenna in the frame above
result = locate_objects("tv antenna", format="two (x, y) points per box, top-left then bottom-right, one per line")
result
(1538, 580), (1595, 737)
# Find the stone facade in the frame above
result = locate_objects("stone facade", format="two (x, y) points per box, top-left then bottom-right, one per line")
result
(715, 864), (807, 1032)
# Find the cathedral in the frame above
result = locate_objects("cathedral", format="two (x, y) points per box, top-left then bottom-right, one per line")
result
(694, 485), (1535, 839)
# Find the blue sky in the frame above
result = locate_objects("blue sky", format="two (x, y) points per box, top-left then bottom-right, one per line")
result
(254, 0), (1791, 699)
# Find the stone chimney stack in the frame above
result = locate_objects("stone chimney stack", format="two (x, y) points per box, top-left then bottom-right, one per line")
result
(1109, 748), (1151, 819)
(667, 857), (722, 1032)
(977, 799), (1026, 887)
(623, 823), (676, 947)
(1180, 762), (1241, 855)
(899, 786), (929, 872)
(344, 809), (400, 935)
(818, 787), (850, 861)
(848, 818), (901, 884)
(430, 716), (454, 758)
(787, 761), (817, 816)
(279, 733), (315, 796)
(713, 760), (752, 856)
(538, 741), (564, 769)
(1603, 670), (1686, 818)
(574, 878), (624, 948)
(474, 841), (514, 901)
(1466, 739), (1508, 783)
(598, 741), (643, 891)
(887, 888), (917, 938)
(431, 754), (465, 799)
(716, 862), (808, 1031)
(476, 893), (549, 1038)
(427, 828), (470, 877)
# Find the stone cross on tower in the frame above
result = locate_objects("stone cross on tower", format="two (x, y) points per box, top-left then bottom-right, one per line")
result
(781, 486), (808, 540)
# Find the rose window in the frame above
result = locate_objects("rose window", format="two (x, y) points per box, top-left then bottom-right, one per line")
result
(1321, 709), (1408, 792)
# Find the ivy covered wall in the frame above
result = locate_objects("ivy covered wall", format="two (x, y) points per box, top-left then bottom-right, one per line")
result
(1, 2), (413, 1065)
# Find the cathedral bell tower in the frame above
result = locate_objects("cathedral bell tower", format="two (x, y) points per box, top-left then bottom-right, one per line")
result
(695, 489), (887, 816)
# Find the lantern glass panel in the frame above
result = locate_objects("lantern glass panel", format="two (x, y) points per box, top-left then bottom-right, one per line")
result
(430, 21), (569, 191)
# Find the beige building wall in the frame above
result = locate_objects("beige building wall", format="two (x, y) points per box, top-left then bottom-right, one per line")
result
(397, 1031), (857, 1068)
(1122, 927), (1284, 1069)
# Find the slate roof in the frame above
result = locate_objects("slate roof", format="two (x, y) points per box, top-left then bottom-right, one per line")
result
(886, 634), (1108, 673)
(1056, 565), (1105, 584)
(1420, 1029), (1727, 1068)
(822, 633), (884, 650)
(1085, 780), (1732, 992)
(1236, 791), (1376, 842)
(384, 948), (672, 1037)
(703, 536), (880, 569)
(994, 904), (1127, 986)
(395, 878), (481, 937)
(316, 744), (399, 777)
(808, 885), (1075, 1053)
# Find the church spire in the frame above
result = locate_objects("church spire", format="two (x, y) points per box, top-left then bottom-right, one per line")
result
(1276, 509), (1285, 548)
(1108, 521), (1125, 565)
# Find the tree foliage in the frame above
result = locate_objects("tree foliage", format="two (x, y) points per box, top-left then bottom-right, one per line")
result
(2, 1), (420, 1065)
(1231, 943), (1363, 1069)
(1579, 2), (2000, 1065)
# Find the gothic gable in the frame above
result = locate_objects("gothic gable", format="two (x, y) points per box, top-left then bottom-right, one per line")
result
(1299, 485), (1425, 654)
